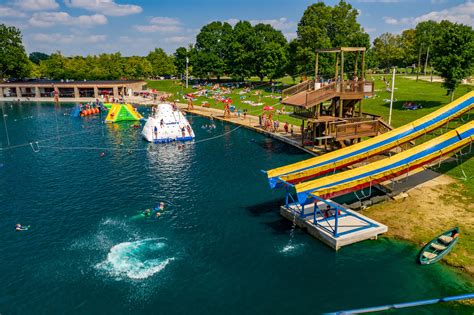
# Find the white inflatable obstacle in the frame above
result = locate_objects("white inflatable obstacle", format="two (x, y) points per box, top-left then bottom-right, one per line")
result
(142, 103), (195, 143)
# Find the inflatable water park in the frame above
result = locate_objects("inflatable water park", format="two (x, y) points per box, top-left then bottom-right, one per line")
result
(71, 102), (106, 117)
(264, 91), (474, 250)
(105, 103), (143, 123)
(142, 103), (195, 143)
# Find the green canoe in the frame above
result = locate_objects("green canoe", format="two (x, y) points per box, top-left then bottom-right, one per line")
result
(418, 227), (459, 265)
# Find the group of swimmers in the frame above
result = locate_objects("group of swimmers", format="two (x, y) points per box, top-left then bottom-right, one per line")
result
(143, 202), (166, 218)
(201, 124), (216, 130)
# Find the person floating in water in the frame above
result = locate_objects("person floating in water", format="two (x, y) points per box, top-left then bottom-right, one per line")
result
(15, 224), (28, 231)
(154, 126), (158, 139)
(143, 209), (151, 217)
(151, 202), (165, 218)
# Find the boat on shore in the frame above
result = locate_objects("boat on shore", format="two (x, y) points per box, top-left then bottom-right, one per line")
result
(141, 103), (195, 143)
(418, 227), (459, 265)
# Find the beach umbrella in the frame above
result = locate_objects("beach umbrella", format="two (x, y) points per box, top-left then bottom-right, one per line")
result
(263, 106), (274, 111)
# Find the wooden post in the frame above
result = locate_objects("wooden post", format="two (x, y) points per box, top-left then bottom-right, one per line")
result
(335, 53), (339, 81)
(361, 50), (366, 80)
(301, 120), (305, 146)
(339, 98), (343, 118)
(341, 51), (344, 83)
(354, 51), (359, 78)
(315, 52), (319, 81)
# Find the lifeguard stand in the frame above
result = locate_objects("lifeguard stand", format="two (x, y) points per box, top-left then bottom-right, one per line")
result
(282, 47), (387, 148)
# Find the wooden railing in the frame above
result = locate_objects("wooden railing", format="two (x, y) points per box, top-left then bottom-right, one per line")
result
(304, 82), (337, 107)
(282, 79), (315, 99)
(328, 120), (379, 140)
(336, 80), (374, 94)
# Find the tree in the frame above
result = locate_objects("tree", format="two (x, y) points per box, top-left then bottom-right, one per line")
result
(253, 23), (288, 81)
(293, 1), (369, 79)
(174, 46), (188, 77)
(39, 52), (67, 80)
(194, 21), (233, 79)
(431, 20), (474, 100)
(147, 48), (176, 77)
(123, 56), (152, 79)
(228, 21), (256, 80)
(400, 29), (417, 69)
(0, 24), (31, 79)
(29, 52), (50, 65)
(415, 21), (440, 74)
(372, 33), (403, 70)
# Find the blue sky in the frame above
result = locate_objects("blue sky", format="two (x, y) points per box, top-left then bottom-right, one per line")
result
(0, 0), (472, 56)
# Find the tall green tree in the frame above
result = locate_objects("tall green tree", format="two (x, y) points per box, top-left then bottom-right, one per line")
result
(253, 23), (288, 81)
(431, 20), (474, 100)
(228, 21), (256, 80)
(372, 33), (403, 70)
(294, 1), (369, 79)
(174, 46), (189, 78)
(147, 48), (176, 77)
(400, 29), (417, 69)
(415, 20), (440, 74)
(0, 24), (31, 79)
(194, 21), (233, 79)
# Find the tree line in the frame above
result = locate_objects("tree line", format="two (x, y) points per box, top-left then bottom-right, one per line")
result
(0, 0), (472, 96)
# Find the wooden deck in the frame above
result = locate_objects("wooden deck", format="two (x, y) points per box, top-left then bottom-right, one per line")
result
(282, 80), (374, 108)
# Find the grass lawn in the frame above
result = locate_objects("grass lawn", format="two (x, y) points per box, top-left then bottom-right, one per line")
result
(145, 79), (302, 125)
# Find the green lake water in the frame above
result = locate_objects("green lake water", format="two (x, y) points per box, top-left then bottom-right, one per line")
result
(0, 102), (472, 314)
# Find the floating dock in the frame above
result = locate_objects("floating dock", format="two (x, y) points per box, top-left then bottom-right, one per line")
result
(280, 200), (387, 250)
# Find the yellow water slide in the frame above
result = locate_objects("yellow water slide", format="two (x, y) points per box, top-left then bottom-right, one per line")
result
(267, 91), (474, 188)
(294, 121), (474, 204)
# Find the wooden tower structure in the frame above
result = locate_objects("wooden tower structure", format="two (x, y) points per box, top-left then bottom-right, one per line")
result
(281, 47), (387, 148)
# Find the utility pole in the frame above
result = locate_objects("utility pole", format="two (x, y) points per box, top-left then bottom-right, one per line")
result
(424, 46), (430, 76)
(389, 67), (396, 125)
(185, 56), (189, 89)
(416, 44), (422, 82)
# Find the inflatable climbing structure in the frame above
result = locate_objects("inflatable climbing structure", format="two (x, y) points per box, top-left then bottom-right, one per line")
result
(105, 104), (143, 123)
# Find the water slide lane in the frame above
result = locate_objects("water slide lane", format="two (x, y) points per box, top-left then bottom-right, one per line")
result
(124, 104), (143, 120)
(294, 121), (474, 204)
(105, 104), (120, 123)
(267, 91), (474, 188)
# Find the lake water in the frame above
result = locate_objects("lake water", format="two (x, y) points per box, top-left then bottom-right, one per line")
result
(0, 102), (472, 314)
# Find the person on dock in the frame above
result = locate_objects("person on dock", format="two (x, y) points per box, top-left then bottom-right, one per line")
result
(324, 205), (332, 218)
(284, 122), (289, 133)
(290, 125), (294, 136)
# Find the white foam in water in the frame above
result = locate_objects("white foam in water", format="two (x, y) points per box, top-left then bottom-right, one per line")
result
(96, 238), (174, 280)
(280, 243), (303, 255)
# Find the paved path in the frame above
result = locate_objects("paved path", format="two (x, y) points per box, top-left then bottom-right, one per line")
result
(176, 103), (320, 156)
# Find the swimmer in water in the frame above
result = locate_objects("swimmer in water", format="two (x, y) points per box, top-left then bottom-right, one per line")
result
(100, 152), (106, 157)
(143, 209), (151, 217)
(15, 224), (28, 231)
